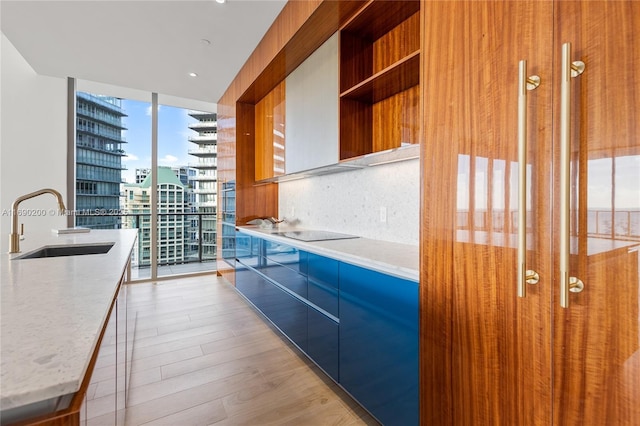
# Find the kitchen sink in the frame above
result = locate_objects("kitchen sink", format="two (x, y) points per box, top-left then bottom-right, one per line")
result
(14, 242), (115, 259)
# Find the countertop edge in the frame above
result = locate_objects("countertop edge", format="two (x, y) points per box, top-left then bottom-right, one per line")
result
(236, 226), (419, 282)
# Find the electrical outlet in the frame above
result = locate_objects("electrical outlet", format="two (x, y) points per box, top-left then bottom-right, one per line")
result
(289, 206), (295, 217)
(380, 206), (387, 223)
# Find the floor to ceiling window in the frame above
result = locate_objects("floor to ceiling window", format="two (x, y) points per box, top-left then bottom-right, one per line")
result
(73, 81), (217, 281)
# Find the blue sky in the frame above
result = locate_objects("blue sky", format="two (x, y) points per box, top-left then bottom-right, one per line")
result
(120, 99), (195, 183)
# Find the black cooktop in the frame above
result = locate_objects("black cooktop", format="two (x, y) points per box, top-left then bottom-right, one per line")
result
(272, 230), (359, 242)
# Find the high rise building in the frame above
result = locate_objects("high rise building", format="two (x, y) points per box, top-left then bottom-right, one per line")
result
(188, 111), (217, 260)
(122, 167), (189, 267)
(75, 92), (127, 229)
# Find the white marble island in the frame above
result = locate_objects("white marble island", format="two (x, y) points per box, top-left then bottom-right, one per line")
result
(1, 229), (137, 424)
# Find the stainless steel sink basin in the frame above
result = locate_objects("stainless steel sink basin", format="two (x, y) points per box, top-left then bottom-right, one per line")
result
(14, 242), (115, 259)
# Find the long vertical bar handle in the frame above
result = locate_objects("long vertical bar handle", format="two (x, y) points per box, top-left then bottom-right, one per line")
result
(517, 60), (541, 298)
(559, 43), (585, 308)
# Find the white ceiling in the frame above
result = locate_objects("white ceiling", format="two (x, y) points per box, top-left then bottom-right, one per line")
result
(0, 0), (287, 105)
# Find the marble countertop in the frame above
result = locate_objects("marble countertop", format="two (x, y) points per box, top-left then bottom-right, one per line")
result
(1, 229), (137, 412)
(237, 225), (419, 282)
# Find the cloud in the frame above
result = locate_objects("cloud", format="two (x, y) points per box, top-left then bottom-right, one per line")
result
(123, 153), (139, 162)
(159, 154), (178, 165)
(145, 105), (162, 116)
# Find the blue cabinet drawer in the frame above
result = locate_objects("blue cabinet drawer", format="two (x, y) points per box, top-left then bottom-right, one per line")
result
(263, 240), (308, 276)
(307, 307), (339, 381)
(236, 263), (307, 351)
(339, 263), (418, 426)
(260, 261), (308, 299)
(307, 253), (339, 318)
(235, 263), (265, 299)
(262, 289), (307, 352)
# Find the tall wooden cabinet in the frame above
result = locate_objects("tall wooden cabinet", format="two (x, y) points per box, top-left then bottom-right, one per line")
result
(420, 1), (640, 424)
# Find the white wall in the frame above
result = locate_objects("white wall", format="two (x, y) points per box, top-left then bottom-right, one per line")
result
(278, 158), (420, 245)
(1, 34), (68, 252)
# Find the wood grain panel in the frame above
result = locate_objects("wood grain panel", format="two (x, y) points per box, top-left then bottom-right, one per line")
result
(255, 93), (273, 181)
(372, 85), (419, 151)
(373, 92), (401, 152)
(236, 101), (279, 225)
(420, 1), (553, 424)
(339, 31), (372, 93)
(272, 84), (286, 178)
(419, 3), (456, 419)
(339, 98), (372, 159)
(255, 82), (286, 182)
(340, 0), (419, 41)
(552, 2), (640, 424)
(373, 11), (419, 73)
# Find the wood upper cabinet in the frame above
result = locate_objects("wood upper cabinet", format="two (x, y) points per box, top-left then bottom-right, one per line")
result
(420, 1), (640, 425)
(253, 1), (421, 180)
(339, 0), (420, 160)
(255, 81), (286, 181)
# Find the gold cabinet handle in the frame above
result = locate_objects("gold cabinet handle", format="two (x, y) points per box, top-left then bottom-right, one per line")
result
(559, 43), (585, 308)
(517, 60), (541, 297)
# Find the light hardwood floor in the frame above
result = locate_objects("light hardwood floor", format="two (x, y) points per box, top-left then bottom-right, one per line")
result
(88, 275), (379, 425)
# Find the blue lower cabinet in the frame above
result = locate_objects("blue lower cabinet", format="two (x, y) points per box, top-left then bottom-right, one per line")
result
(339, 263), (419, 426)
(307, 254), (339, 318)
(236, 262), (307, 351)
(307, 307), (339, 381)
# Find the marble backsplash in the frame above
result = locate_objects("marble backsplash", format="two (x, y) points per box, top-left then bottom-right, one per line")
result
(278, 158), (419, 245)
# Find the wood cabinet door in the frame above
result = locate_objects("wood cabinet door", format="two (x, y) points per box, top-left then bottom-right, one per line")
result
(255, 82), (286, 181)
(421, 1), (640, 424)
(552, 2), (640, 424)
(420, 1), (553, 424)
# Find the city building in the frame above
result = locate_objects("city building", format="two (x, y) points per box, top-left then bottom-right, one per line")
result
(188, 110), (218, 260)
(136, 166), (194, 187)
(122, 167), (189, 267)
(75, 92), (127, 229)
(135, 167), (150, 184)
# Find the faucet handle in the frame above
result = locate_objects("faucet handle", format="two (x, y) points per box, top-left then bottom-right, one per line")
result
(20, 224), (25, 240)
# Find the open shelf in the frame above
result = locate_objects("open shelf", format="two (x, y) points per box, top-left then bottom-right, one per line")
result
(339, 1), (420, 161)
(340, 51), (419, 103)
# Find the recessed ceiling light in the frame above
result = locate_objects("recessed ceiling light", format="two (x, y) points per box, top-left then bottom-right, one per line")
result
(215, 0), (225, 4)
(189, 72), (198, 77)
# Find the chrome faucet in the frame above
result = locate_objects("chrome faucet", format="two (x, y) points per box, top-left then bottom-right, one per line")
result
(9, 188), (66, 253)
